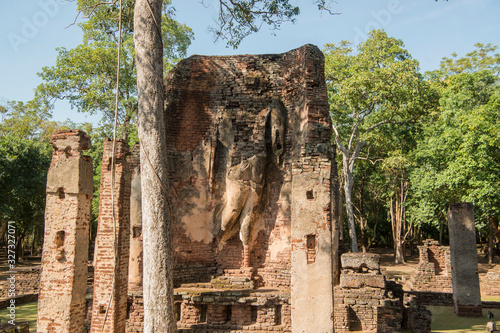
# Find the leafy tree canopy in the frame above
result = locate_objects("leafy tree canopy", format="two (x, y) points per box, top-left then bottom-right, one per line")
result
(411, 44), (500, 228)
(33, 0), (194, 137)
(0, 135), (52, 245)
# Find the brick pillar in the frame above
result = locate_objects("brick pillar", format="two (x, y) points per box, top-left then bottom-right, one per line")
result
(447, 202), (482, 317)
(90, 139), (131, 333)
(290, 46), (334, 333)
(128, 144), (143, 292)
(37, 130), (93, 333)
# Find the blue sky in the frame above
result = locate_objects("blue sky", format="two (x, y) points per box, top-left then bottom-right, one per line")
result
(0, 0), (499, 125)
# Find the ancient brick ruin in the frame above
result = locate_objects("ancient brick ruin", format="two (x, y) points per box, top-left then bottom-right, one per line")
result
(482, 265), (500, 296)
(447, 203), (482, 317)
(0, 267), (40, 300)
(37, 130), (93, 333)
(35, 45), (492, 333)
(334, 253), (402, 332)
(35, 44), (336, 333)
(407, 239), (452, 293)
(90, 139), (131, 333)
(161, 43), (334, 332)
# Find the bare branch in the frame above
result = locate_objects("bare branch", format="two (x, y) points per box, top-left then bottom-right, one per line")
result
(350, 140), (366, 169)
(66, 0), (119, 28)
(332, 124), (348, 156)
(347, 120), (361, 153)
(356, 156), (384, 165)
(314, 0), (341, 16)
(365, 116), (419, 134)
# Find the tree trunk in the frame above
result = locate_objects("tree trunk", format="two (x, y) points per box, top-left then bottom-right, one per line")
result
(488, 217), (494, 264)
(343, 154), (358, 252)
(390, 199), (405, 264)
(0, 219), (6, 243)
(338, 175), (344, 243)
(15, 230), (26, 263)
(439, 217), (443, 245)
(493, 217), (500, 242)
(134, 1), (175, 332)
(331, 147), (340, 285)
(358, 175), (367, 253)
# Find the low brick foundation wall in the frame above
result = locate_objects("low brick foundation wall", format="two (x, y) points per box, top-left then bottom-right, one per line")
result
(408, 240), (452, 293)
(0, 267), (40, 300)
(0, 322), (29, 333)
(85, 289), (291, 333)
(481, 266), (500, 296)
(404, 291), (453, 306)
(0, 294), (38, 310)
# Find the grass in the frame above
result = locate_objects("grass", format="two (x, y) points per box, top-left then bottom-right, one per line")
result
(0, 301), (37, 333)
(429, 305), (499, 332)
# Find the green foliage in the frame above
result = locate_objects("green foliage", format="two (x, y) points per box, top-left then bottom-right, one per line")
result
(324, 30), (436, 251)
(0, 100), (56, 142)
(0, 135), (52, 242)
(411, 44), (500, 230)
(34, 0), (193, 133)
(439, 42), (500, 76)
(325, 30), (435, 144)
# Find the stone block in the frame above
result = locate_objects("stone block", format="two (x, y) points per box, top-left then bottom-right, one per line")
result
(341, 253), (380, 272)
(340, 274), (386, 289)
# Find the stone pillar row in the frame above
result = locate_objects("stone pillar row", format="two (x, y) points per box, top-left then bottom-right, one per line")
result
(37, 131), (133, 333)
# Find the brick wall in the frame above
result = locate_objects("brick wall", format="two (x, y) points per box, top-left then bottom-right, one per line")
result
(334, 253), (403, 333)
(121, 45), (334, 333)
(0, 267), (40, 300)
(37, 130), (93, 333)
(90, 139), (131, 333)
(408, 239), (452, 293)
(163, 44), (334, 333)
(123, 291), (291, 333)
(481, 265), (500, 296)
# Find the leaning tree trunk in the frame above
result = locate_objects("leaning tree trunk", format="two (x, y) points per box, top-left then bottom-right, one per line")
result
(343, 154), (358, 253)
(134, 1), (175, 331)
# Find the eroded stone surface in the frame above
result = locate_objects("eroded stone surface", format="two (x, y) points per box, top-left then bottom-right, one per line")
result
(37, 130), (92, 333)
(341, 253), (380, 273)
(448, 203), (482, 317)
(334, 253), (402, 333)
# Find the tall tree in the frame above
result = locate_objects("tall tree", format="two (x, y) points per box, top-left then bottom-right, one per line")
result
(0, 100), (63, 256)
(411, 48), (500, 262)
(134, 0), (173, 331)
(324, 30), (435, 253)
(0, 135), (51, 259)
(34, 0), (193, 139)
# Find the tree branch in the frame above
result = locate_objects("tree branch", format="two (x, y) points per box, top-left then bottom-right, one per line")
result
(365, 116), (419, 134)
(332, 124), (348, 156)
(66, 0), (119, 28)
(315, 0), (341, 15)
(356, 156), (384, 165)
